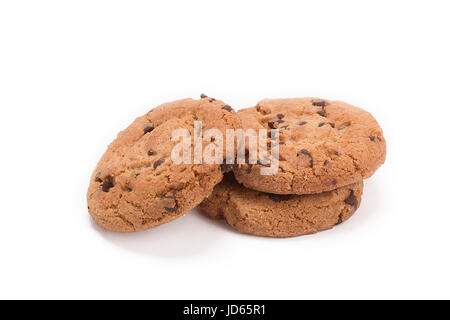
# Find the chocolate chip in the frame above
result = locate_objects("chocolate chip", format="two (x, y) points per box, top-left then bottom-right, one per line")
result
(209, 98), (216, 102)
(101, 176), (114, 192)
(147, 149), (155, 156)
(344, 190), (358, 209)
(317, 110), (327, 117)
(164, 204), (178, 214)
(300, 149), (311, 156)
(276, 114), (285, 119)
(153, 158), (165, 170)
(318, 122), (326, 127)
(319, 122), (335, 128)
(200, 93), (208, 98)
(162, 195), (178, 214)
(268, 119), (278, 129)
(329, 122), (335, 128)
(331, 179), (337, 185)
(95, 174), (102, 183)
(298, 149), (313, 168)
(143, 126), (154, 134)
(370, 135), (382, 142)
(297, 121), (307, 126)
(222, 105), (232, 112)
(221, 163), (233, 173)
(324, 160), (329, 165)
(268, 194), (293, 202)
(312, 100), (326, 107)
(257, 158), (271, 167)
(335, 213), (343, 225)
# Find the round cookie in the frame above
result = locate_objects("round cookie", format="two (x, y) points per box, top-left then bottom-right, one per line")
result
(87, 96), (240, 232)
(200, 174), (363, 238)
(233, 98), (385, 194)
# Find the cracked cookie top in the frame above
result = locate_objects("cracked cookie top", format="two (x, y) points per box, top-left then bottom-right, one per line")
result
(87, 96), (240, 232)
(200, 174), (364, 238)
(233, 98), (386, 195)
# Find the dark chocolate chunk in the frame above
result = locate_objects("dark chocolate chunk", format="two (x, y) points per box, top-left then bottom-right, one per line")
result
(164, 204), (178, 214)
(344, 190), (359, 209)
(268, 194), (293, 202)
(257, 158), (271, 167)
(101, 176), (114, 192)
(276, 113), (285, 119)
(209, 98), (216, 102)
(200, 93), (208, 98)
(324, 160), (329, 165)
(222, 105), (233, 112)
(318, 122), (326, 127)
(317, 110), (327, 117)
(147, 149), (155, 156)
(268, 119), (278, 129)
(153, 158), (165, 170)
(297, 121), (307, 126)
(143, 126), (154, 134)
(369, 136), (376, 141)
(162, 195), (178, 214)
(335, 213), (343, 225)
(299, 149), (313, 168)
(312, 100), (326, 107)
(331, 179), (337, 185)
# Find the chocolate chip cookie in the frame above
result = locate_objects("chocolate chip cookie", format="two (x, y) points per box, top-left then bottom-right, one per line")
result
(87, 96), (239, 232)
(200, 174), (363, 238)
(233, 98), (385, 194)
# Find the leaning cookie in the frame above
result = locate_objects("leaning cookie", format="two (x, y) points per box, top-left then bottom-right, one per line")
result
(87, 96), (239, 232)
(233, 98), (385, 195)
(199, 174), (363, 238)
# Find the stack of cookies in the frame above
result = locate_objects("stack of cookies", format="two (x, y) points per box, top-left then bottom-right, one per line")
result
(87, 96), (386, 238)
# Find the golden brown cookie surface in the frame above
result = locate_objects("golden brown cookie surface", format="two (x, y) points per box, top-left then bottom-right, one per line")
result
(87, 96), (239, 232)
(233, 98), (385, 194)
(200, 174), (363, 238)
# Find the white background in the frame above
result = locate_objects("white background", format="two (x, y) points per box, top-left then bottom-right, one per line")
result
(1, 0), (449, 300)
